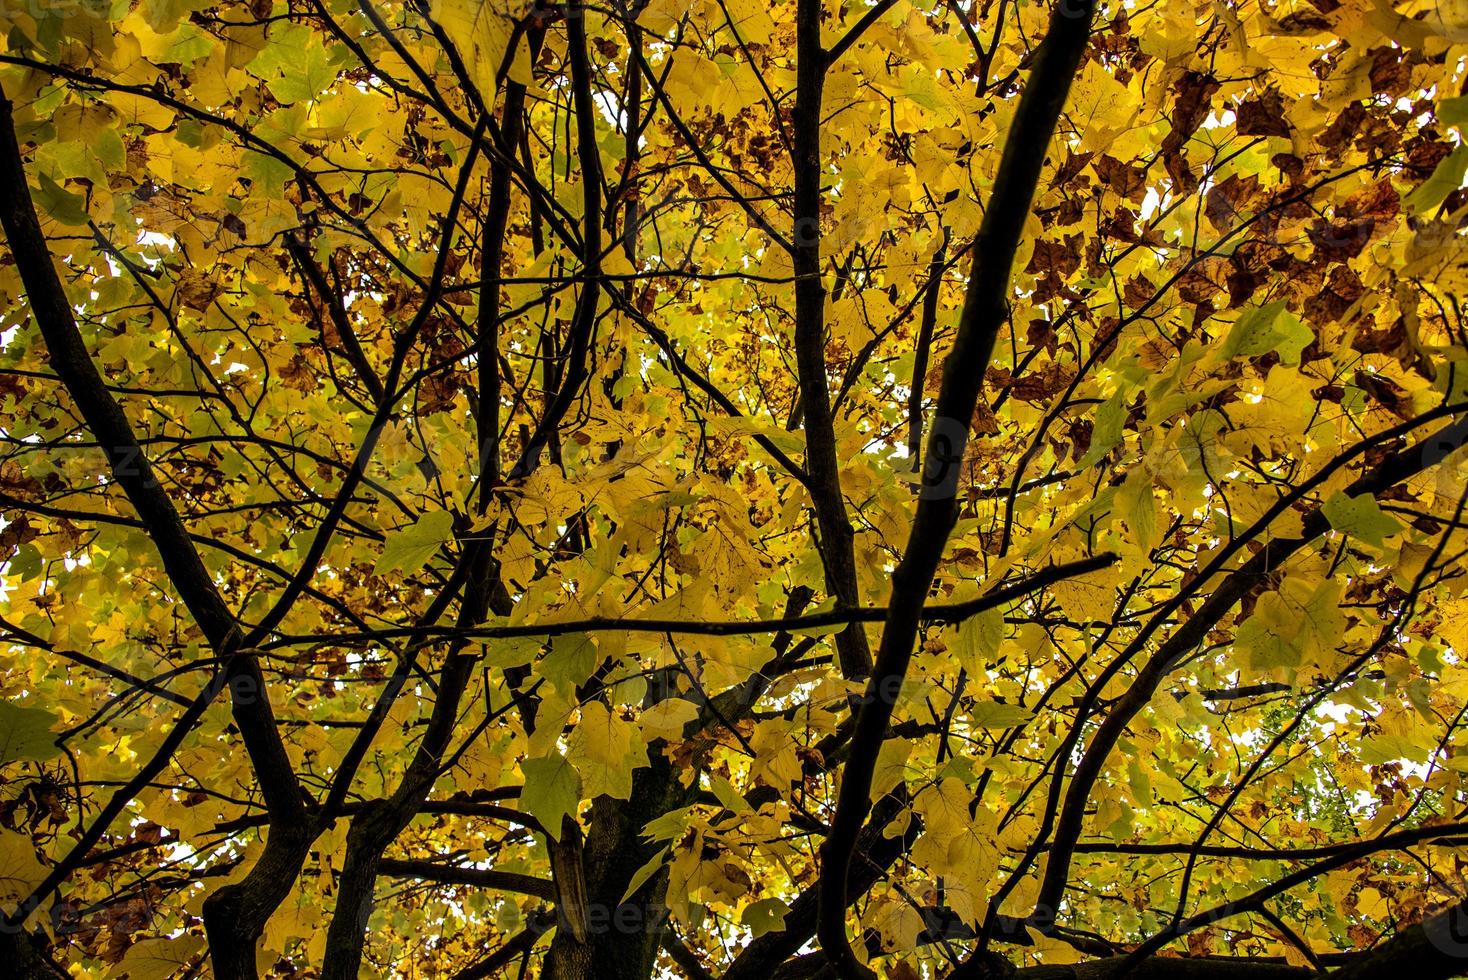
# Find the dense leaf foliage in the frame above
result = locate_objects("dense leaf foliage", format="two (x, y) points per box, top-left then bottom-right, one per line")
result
(3, 1), (1468, 978)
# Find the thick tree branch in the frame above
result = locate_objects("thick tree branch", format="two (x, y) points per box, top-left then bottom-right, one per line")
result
(0, 89), (312, 979)
(1036, 411), (1468, 920)
(377, 857), (555, 900)
(1323, 896), (1468, 980)
(792, 0), (873, 681)
(510, 6), (604, 479)
(814, 0), (1097, 973)
(264, 554), (1114, 650)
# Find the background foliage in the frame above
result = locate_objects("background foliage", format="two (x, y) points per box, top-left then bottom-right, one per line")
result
(3, 0), (1468, 978)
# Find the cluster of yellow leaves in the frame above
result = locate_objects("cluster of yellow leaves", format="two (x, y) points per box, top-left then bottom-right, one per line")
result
(3, 0), (1468, 975)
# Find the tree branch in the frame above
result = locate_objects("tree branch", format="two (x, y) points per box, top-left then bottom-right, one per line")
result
(0, 88), (312, 979)
(814, 0), (1097, 972)
(377, 858), (555, 900)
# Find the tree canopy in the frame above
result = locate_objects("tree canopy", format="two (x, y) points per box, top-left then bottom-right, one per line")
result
(4, 0), (1468, 978)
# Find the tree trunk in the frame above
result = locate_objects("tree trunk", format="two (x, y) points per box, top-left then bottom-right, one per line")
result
(541, 751), (696, 980)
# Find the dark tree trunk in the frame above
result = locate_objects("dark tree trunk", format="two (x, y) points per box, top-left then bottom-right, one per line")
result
(541, 752), (696, 980)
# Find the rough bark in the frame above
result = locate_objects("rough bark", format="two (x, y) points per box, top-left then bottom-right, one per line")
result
(540, 752), (698, 980)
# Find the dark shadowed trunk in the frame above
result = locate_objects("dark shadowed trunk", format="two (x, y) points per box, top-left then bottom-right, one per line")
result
(541, 752), (697, 980)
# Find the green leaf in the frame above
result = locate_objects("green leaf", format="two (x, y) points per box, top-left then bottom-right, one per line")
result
(375, 511), (454, 575)
(242, 149), (293, 196)
(251, 24), (340, 104)
(1127, 756), (1151, 801)
(519, 751), (581, 840)
(481, 635), (542, 670)
(94, 129), (126, 171)
(541, 632), (600, 690)
(1359, 733), (1431, 765)
(620, 845), (670, 904)
(707, 772), (751, 814)
(641, 806), (693, 842)
(1439, 95), (1468, 129)
(950, 606), (1003, 672)
(1117, 468), (1159, 553)
(1237, 611), (1298, 671)
(741, 897), (789, 938)
(143, 0), (193, 32)
(1079, 388), (1127, 467)
(566, 700), (645, 800)
(0, 702), (61, 767)
(1219, 302), (1312, 365)
(154, 24), (215, 66)
(969, 700), (1034, 729)
(1406, 145), (1468, 215)
(1323, 492), (1403, 547)
(34, 173), (90, 227)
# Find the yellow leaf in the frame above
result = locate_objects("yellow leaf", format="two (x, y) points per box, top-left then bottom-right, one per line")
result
(108, 935), (206, 980)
